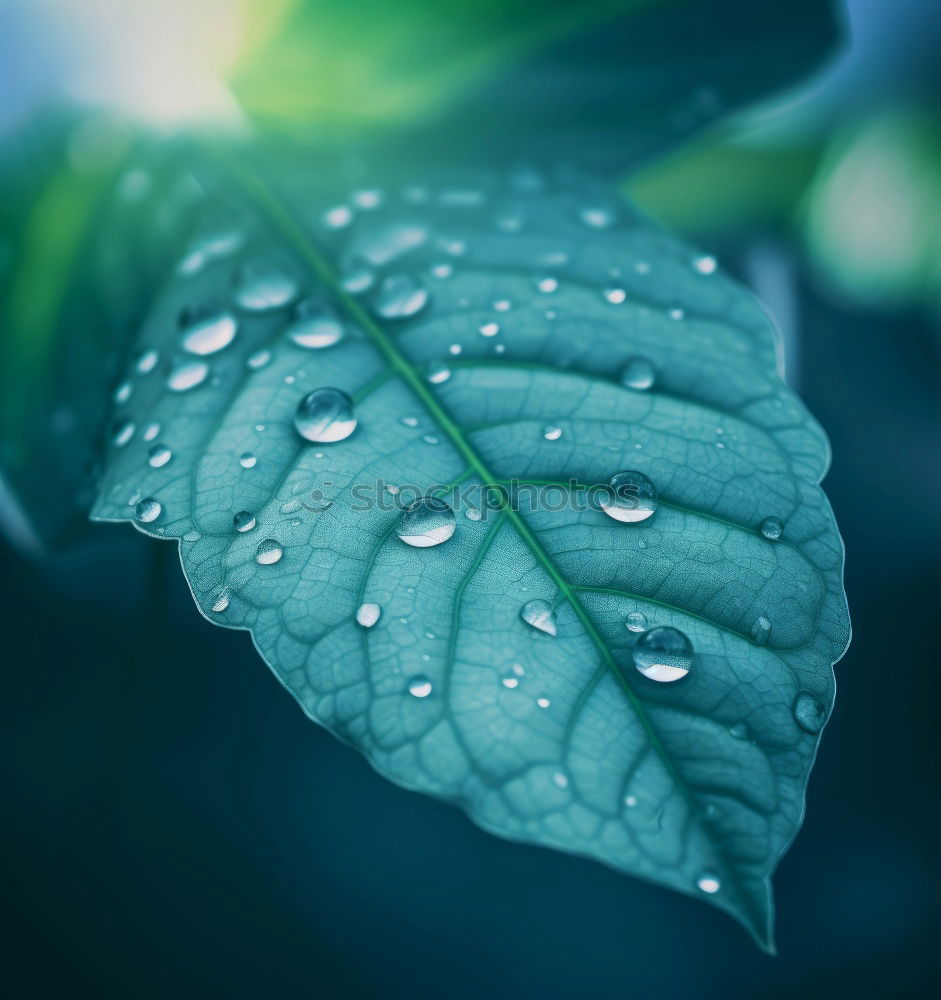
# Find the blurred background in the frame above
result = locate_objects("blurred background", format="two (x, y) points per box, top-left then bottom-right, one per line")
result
(1, 0), (939, 996)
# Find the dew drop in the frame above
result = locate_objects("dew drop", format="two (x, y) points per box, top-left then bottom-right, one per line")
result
(694, 254), (718, 275)
(465, 508), (482, 522)
(112, 420), (135, 447)
(729, 722), (749, 740)
(233, 510), (256, 532)
(760, 516), (783, 540)
(479, 321), (500, 337)
(397, 497), (456, 547)
(625, 611), (647, 632)
(294, 388), (357, 443)
(168, 359), (209, 392)
(536, 696), (551, 709)
(143, 422), (160, 441)
(493, 299), (512, 312)
(543, 425), (562, 441)
(356, 602), (381, 628)
(239, 452), (257, 469)
(625, 795), (638, 808)
(341, 263), (376, 295)
(552, 771), (569, 789)
(426, 361), (451, 384)
(580, 206), (613, 228)
(669, 307), (685, 321)
(408, 675), (433, 698)
(520, 599), (556, 636)
(632, 626), (693, 682)
(135, 497), (162, 523)
(234, 262), (298, 311)
(697, 874), (721, 894)
(255, 539), (283, 565)
(537, 277), (558, 293)
(114, 381), (133, 404)
(247, 349), (271, 370)
(750, 615), (771, 645)
(601, 470), (658, 523)
(287, 298), (345, 349)
(181, 311), (237, 355)
(502, 674), (519, 689)
(373, 274), (429, 319)
(147, 444), (172, 468)
(620, 357), (656, 391)
(604, 287), (627, 304)
(135, 349), (159, 374)
(793, 691), (826, 733)
(322, 204), (353, 229)
(212, 591), (230, 613)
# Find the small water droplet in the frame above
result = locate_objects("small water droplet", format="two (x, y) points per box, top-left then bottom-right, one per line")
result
(536, 696), (551, 709)
(580, 206), (613, 228)
(143, 422), (160, 441)
(234, 262), (298, 311)
(112, 420), (135, 447)
(604, 287), (626, 305)
(294, 388), (357, 443)
(356, 602), (381, 628)
(408, 674), (433, 698)
(322, 204), (353, 229)
(632, 626), (692, 682)
(426, 361), (451, 384)
(625, 611), (647, 632)
(543, 425), (562, 441)
(247, 349), (271, 370)
(148, 444), (172, 468)
(255, 539), (283, 565)
(135, 349), (159, 374)
(625, 795), (638, 808)
(114, 381), (133, 404)
(601, 471), (658, 523)
(238, 452), (257, 470)
(465, 508), (482, 522)
(135, 497), (162, 523)
(287, 298), (345, 349)
(552, 771), (569, 789)
(697, 874), (721, 894)
(729, 722), (749, 740)
(212, 591), (230, 613)
(520, 599), (556, 636)
(760, 516), (783, 540)
(750, 615), (771, 645)
(373, 274), (429, 319)
(669, 307), (685, 321)
(341, 262), (375, 295)
(168, 359), (209, 392)
(793, 691), (826, 733)
(233, 511), (256, 532)
(430, 262), (453, 279)
(620, 357), (656, 391)
(181, 312), (237, 355)
(537, 277), (558, 293)
(693, 254), (718, 275)
(448, 344), (462, 356)
(493, 299), (512, 312)
(397, 497), (456, 547)
(479, 321), (500, 337)
(502, 674), (519, 689)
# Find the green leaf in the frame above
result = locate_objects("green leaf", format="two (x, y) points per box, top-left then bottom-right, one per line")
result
(91, 162), (849, 949)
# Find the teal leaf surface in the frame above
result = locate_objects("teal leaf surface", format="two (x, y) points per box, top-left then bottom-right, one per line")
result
(91, 165), (850, 948)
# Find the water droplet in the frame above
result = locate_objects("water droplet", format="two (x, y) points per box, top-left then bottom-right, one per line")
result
(601, 471), (658, 523)
(135, 497), (161, 523)
(322, 204), (353, 229)
(580, 206), (613, 228)
(543, 425), (562, 441)
(212, 591), (230, 613)
(620, 357), (656, 391)
(697, 874), (721, 894)
(604, 288), (626, 304)
(356, 602), (381, 628)
(397, 497), (456, 547)
(148, 444), (172, 468)
(168, 359), (209, 392)
(693, 254), (717, 275)
(247, 349), (271, 370)
(625, 611), (647, 632)
(448, 344), (462, 356)
(793, 692), (826, 733)
(750, 615), (771, 645)
(760, 516), (783, 540)
(426, 361), (451, 384)
(552, 771), (569, 789)
(341, 262), (375, 295)
(233, 510), (256, 532)
(373, 274), (429, 319)
(234, 262), (298, 311)
(632, 626), (693, 682)
(114, 381), (133, 404)
(520, 599), (556, 636)
(493, 299), (512, 312)
(669, 307), (685, 321)
(400, 416), (419, 428)
(358, 223), (428, 266)
(135, 349), (159, 374)
(408, 675), (433, 698)
(143, 422), (160, 441)
(729, 722), (749, 740)
(479, 321), (500, 337)
(430, 262), (453, 279)
(502, 674), (519, 689)
(112, 420), (135, 447)
(465, 508), (482, 522)
(537, 277), (558, 293)
(255, 539), (283, 565)
(287, 298), (345, 349)
(625, 795), (638, 808)
(181, 312), (237, 355)
(239, 452), (257, 469)
(294, 387), (357, 443)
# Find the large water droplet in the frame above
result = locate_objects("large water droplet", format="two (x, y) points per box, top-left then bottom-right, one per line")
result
(760, 516), (783, 540)
(397, 497), (456, 547)
(520, 599), (556, 636)
(793, 691), (826, 733)
(168, 359), (209, 392)
(373, 274), (429, 319)
(601, 471), (658, 523)
(697, 873), (721, 894)
(234, 261), (298, 311)
(294, 387), (357, 443)
(181, 311), (237, 355)
(750, 615), (771, 645)
(135, 498), (162, 523)
(620, 357), (656, 391)
(356, 603), (381, 628)
(287, 298), (345, 349)
(407, 674), (433, 698)
(233, 510), (256, 532)
(147, 444), (172, 468)
(632, 626), (692, 682)
(255, 539), (283, 565)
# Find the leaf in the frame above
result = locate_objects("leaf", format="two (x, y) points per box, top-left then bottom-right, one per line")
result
(233, 0), (842, 174)
(91, 161), (849, 949)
